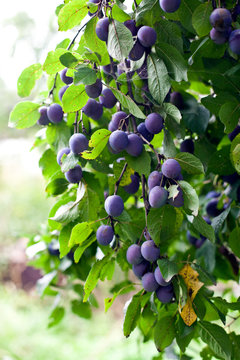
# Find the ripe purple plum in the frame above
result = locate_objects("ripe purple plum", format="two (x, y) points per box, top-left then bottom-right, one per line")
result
(99, 88), (117, 108)
(148, 171), (165, 190)
(126, 133), (143, 157)
(206, 199), (223, 217)
(126, 244), (143, 265)
(162, 159), (181, 179)
(104, 194), (124, 217)
(57, 147), (70, 165)
(137, 26), (157, 48)
(206, 191), (220, 199)
(149, 186), (168, 208)
(168, 186), (184, 208)
(155, 284), (174, 303)
(109, 130), (129, 152)
(96, 225), (114, 245)
(159, 0), (181, 13)
(229, 29), (240, 55)
(228, 125), (240, 141)
(141, 240), (160, 262)
(210, 28), (230, 44)
(109, 111), (128, 132)
(82, 99), (103, 120)
(142, 272), (159, 292)
(37, 106), (50, 126)
(69, 133), (88, 154)
(47, 103), (64, 123)
(210, 8), (232, 32)
(59, 85), (69, 101)
(60, 68), (73, 85)
(129, 40), (145, 61)
(124, 19), (138, 36)
(222, 172), (240, 184)
(65, 165), (83, 183)
(170, 92), (184, 109)
(85, 78), (102, 98)
(96, 18), (109, 42)
(154, 267), (171, 286)
(123, 174), (140, 194)
(132, 260), (150, 278)
(180, 139), (194, 154)
(145, 113), (164, 134)
(137, 122), (153, 142)
(137, 62), (148, 79)
(237, 185), (240, 203)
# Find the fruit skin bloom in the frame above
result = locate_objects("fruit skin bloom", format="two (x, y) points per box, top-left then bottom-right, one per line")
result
(96, 225), (114, 245)
(104, 195), (124, 217)
(137, 26), (157, 48)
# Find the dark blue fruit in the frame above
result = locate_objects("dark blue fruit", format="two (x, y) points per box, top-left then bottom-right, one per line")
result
(132, 260), (150, 278)
(96, 225), (114, 245)
(205, 191), (220, 199)
(149, 186), (168, 208)
(206, 199), (222, 217)
(109, 130), (129, 152)
(170, 92), (184, 109)
(85, 78), (102, 98)
(129, 40), (145, 61)
(142, 272), (159, 292)
(96, 18), (109, 42)
(126, 134), (143, 157)
(210, 28), (230, 44)
(109, 111), (128, 132)
(65, 165), (83, 183)
(141, 240), (160, 262)
(59, 85), (69, 101)
(145, 113), (164, 134)
(60, 68), (73, 85)
(104, 194), (124, 217)
(168, 186), (184, 208)
(37, 106), (50, 126)
(162, 159), (181, 179)
(159, 0), (181, 13)
(124, 19), (138, 36)
(209, 8), (232, 32)
(228, 125), (240, 141)
(137, 122), (154, 142)
(148, 171), (165, 190)
(82, 99), (103, 120)
(47, 103), (64, 123)
(123, 174), (140, 194)
(154, 267), (171, 286)
(126, 244), (143, 265)
(180, 139), (194, 154)
(57, 147), (70, 165)
(155, 284), (174, 303)
(137, 26), (157, 48)
(69, 133), (88, 154)
(99, 88), (117, 108)
(229, 29), (240, 55)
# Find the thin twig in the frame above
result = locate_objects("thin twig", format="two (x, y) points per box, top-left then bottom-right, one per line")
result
(141, 174), (150, 226)
(114, 163), (128, 194)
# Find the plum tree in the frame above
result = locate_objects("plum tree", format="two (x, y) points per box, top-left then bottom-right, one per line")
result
(154, 267), (171, 286)
(109, 130), (129, 152)
(123, 173), (140, 194)
(96, 225), (114, 245)
(159, 0), (181, 13)
(148, 171), (165, 190)
(85, 78), (102, 98)
(137, 26), (157, 48)
(65, 165), (82, 183)
(96, 18), (109, 41)
(145, 113), (164, 134)
(149, 186), (168, 208)
(126, 244), (143, 265)
(57, 147), (70, 165)
(99, 88), (117, 108)
(155, 284), (174, 303)
(104, 194), (124, 217)
(161, 159), (181, 179)
(37, 106), (50, 126)
(82, 99), (103, 120)
(126, 133), (143, 157)
(69, 133), (89, 154)
(210, 8), (232, 32)
(47, 103), (63, 123)
(60, 68), (73, 84)
(141, 240), (160, 262)
(142, 272), (159, 292)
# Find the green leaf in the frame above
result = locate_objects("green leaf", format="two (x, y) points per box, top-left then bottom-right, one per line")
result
(74, 64), (97, 85)
(17, 63), (42, 97)
(9, 101), (40, 129)
(84, 17), (110, 65)
(58, 0), (88, 31)
(135, 0), (161, 26)
(208, 146), (235, 175)
(123, 294), (142, 337)
(196, 240), (216, 273)
(74, 235), (96, 263)
(163, 129), (177, 157)
(175, 152), (204, 175)
(83, 254), (111, 302)
(156, 43), (188, 82)
(46, 178), (69, 196)
(107, 20), (133, 62)
(177, 0), (199, 33)
(112, 4), (130, 22)
(179, 180), (199, 216)
(192, 214), (215, 242)
(36, 270), (57, 296)
(113, 160), (133, 186)
(48, 306), (65, 328)
(69, 222), (93, 248)
(219, 101), (240, 134)
(211, 207), (231, 233)
(147, 53), (171, 105)
(157, 258), (178, 282)
(229, 332), (240, 360)
(163, 103), (181, 124)
(61, 152), (80, 172)
(81, 129), (111, 160)
(71, 300), (92, 319)
(39, 148), (59, 180)
(125, 150), (151, 177)
(109, 86), (146, 119)
(59, 223), (73, 258)
(198, 321), (232, 360)
(62, 84), (88, 112)
(155, 19), (183, 53)
(182, 104), (210, 135)
(147, 205), (183, 247)
(59, 52), (81, 68)
(43, 48), (66, 75)
(192, 3), (212, 37)
(231, 136), (240, 174)
(229, 228), (240, 258)
(50, 201), (80, 224)
(154, 315), (176, 352)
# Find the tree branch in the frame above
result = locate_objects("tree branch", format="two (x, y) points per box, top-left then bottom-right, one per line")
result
(114, 163), (128, 194)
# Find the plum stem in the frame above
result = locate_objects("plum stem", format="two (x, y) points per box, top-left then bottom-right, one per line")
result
(114, 162), (128, 194)
(137, 132), (163, 168)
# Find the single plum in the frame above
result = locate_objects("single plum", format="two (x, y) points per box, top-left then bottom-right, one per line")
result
(126, 133), (143, 157)
(69, 133), (88, 154)
(124, 174), (140, 194)
(109, 130), (129, 152)
(85, 78), (102, 98)
(145, 113), (164, 134)
(96, 225), (114, 245)
(47, 103), (64, 123)
(109, 111), (128, 132)
(104, 194), (124, 217)
(82, 99), (103, 120)
(59, 85), (69, 101)
(99, 88), (117, 108)
(65, 165), (83, 183)
(142, 272), (159, 292)
(37, 106), (50, 126)
(149, 186), (168, 208)
(168, 186), (184, 208)
(148, 171), (165, 190)
(57, 147), (70, 165)
(206, 199), (222, 217)
(137, 26), (157, 48)
(141, 240), (160, 262)
(222, 172), (240, 184)
(210, 27), (230, 44)
(170, 92), (184, 109)
(155, 284), (174, 303)
(96, 17), (109, 42)
(137, 122), (154, 142)
(159, 0), (181, 13)
(154, 267), (171, 286)
(180, 139), (194, 154)
(129, 40), (145, 61)
(132, 260), (150, 278)
(210, 8), (232, 32)
(229, 29), (240, 55)
(126, 244), (143, 265)
(124, 19), (138, 36)
(60, 68), (73, 85)
(162, 159), (181, 179)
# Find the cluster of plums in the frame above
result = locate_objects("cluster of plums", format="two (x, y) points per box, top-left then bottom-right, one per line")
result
(209, 7), (240, 54)
(126, 239), (174, 303)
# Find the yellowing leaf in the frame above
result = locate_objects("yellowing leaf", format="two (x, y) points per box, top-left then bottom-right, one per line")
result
(179, 264), (204, 326)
